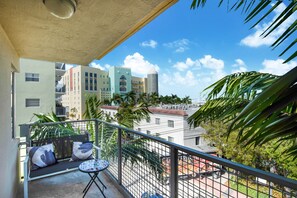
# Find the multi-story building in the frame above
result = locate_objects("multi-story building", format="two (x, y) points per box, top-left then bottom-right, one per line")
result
(147, 68), (158, 94)
(101, 105), (216, 153)
(132, 76), (147, 95)
(15, 59), (67, 136)
(62, 66), (158, 119)
(62, 66), (111, 119)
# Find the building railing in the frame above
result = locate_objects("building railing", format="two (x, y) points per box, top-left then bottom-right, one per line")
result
(20, 119), (297, 198)
(55, 107), (66, 116)
(55, 86), (66, 93)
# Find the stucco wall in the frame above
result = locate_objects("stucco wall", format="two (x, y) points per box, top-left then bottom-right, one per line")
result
(15, 58), (55, 136)
(0, 24), (20, 198)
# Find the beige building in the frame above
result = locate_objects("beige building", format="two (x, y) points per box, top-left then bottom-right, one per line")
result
(62, 66), (155, 120)
(132, 76), (147, 95)
(15, 59), (56, 136)
(61, 66), (111, 120)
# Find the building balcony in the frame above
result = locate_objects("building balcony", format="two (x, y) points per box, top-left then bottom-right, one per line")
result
(19, 119), (297, 198)
(55, 106), (66, 117)
(55, 86), (66, 94)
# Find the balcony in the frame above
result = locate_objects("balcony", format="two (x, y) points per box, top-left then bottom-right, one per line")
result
(20, 120), (297, 197)
(55, 107), (66, 117)
(55, 86), (66, 94)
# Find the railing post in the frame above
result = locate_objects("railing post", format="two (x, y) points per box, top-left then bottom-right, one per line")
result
(170, 147), (178, 198)
(118, 128), (122, 185)
(95, 120), (99, 159)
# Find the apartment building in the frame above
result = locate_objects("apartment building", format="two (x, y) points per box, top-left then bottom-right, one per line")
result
(62, 66), (159, 119)
(15, 59), (67, 135)
(61, 66), (110, 119)
(101, 105), (215, 153)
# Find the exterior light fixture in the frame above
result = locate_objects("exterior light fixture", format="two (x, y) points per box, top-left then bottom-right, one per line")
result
(43, 0), (77, 19)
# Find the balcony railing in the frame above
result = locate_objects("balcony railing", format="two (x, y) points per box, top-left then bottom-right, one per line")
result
(55, 107), (66, 116)
(20, 120), (297, 198)
(55, 86), (66, 93)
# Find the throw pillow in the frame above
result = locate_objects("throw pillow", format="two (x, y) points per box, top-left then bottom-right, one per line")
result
(27, 143), (57, 169)
(71, 142), (93, 161)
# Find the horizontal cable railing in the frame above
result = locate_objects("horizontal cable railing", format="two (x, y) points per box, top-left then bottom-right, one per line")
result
(20, 119), (297, 198)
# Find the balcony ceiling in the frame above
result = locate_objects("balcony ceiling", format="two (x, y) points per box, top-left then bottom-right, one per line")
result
(0, 0), (176, 65)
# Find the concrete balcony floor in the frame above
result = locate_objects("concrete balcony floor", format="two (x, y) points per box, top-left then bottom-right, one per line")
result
(27, 170), (124, 198)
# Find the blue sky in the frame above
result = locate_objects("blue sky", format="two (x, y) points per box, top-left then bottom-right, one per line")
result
(81, 0), (296, 101)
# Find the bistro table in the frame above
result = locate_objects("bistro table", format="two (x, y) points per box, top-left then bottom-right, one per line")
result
(79, 159), (109, 198)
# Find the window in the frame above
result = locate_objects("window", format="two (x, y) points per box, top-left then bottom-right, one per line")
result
(11, 71), (15, 138)
(85, 72), (88, 77)
(168, 120), (174, 128)
(25, 99), (40, 107)
(85, 78), (88, 90)
(155, 118), (160, 125)
(94, 73), (97, 78)
(90, 73), (93, 77)
(195, 137), (200, 145)
(146, 130), (151, 135)
(25, 73), (39, 82)
(146, 117), (151, 123)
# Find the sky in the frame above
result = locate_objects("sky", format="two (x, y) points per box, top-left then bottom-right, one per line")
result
(67, 0), (296, 101)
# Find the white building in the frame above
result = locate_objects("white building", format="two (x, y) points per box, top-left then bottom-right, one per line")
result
(101, 105), (216, 153)
(15, 59), (66, 136)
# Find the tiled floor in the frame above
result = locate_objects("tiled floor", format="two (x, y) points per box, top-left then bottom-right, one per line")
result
(26, 170), (124, 198)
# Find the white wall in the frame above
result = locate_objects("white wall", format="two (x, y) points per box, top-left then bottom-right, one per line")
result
(0, 24), (20, 198)
(15, 58), (55, 135)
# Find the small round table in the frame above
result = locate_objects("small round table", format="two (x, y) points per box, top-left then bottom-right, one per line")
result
(79, 159), (109, 198)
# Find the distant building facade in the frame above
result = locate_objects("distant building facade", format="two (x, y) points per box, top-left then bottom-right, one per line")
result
(15, 59), (66, 135)
(101, 105), (215, 153)
(62, 66), (158, 120)
(147, 68), (158, 94)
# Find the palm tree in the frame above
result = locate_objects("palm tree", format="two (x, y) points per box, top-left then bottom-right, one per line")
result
(84, 92), (164, 179)
(188, 0), (297, 157)
(191, 0), (296, 63)
(188, 70), (297, 157)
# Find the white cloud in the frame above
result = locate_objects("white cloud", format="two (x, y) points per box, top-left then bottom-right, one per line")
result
(122, 52), (159, 76)
(65, 64), (74, 70)
(140, 40), (158, 48)
(173, 58), (200, 71)
(90, 62), (105, 70)
(259, 59), (296, 75)
(240, 3), (297, 47)
(161, 70), (197, 86)
(231, 59), (248, 73)
(174, 71), (198, 86)
(199, 55), (226, 81)
(163, 39), (190, 53)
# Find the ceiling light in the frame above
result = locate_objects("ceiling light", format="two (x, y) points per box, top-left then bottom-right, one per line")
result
(43, 0), (77, 19)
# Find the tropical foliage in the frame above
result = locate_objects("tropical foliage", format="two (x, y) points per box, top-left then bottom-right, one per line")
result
(191, 0), (296, 63)
(202, 122), (297, 179)
(188, 69), (297, 158)
(31, 112), (79, 141)
(189, 0), (297, 158)
(83, 93), (164, 179)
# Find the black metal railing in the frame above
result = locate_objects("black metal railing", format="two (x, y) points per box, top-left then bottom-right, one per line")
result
(55, 107), (66, 116)
(20, 119), (297, 198)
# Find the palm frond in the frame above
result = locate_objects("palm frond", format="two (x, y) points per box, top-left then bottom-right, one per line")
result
(191, 0), (297, 62)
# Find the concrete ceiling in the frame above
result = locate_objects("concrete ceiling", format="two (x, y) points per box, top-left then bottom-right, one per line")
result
(0, 0), (177, 65)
